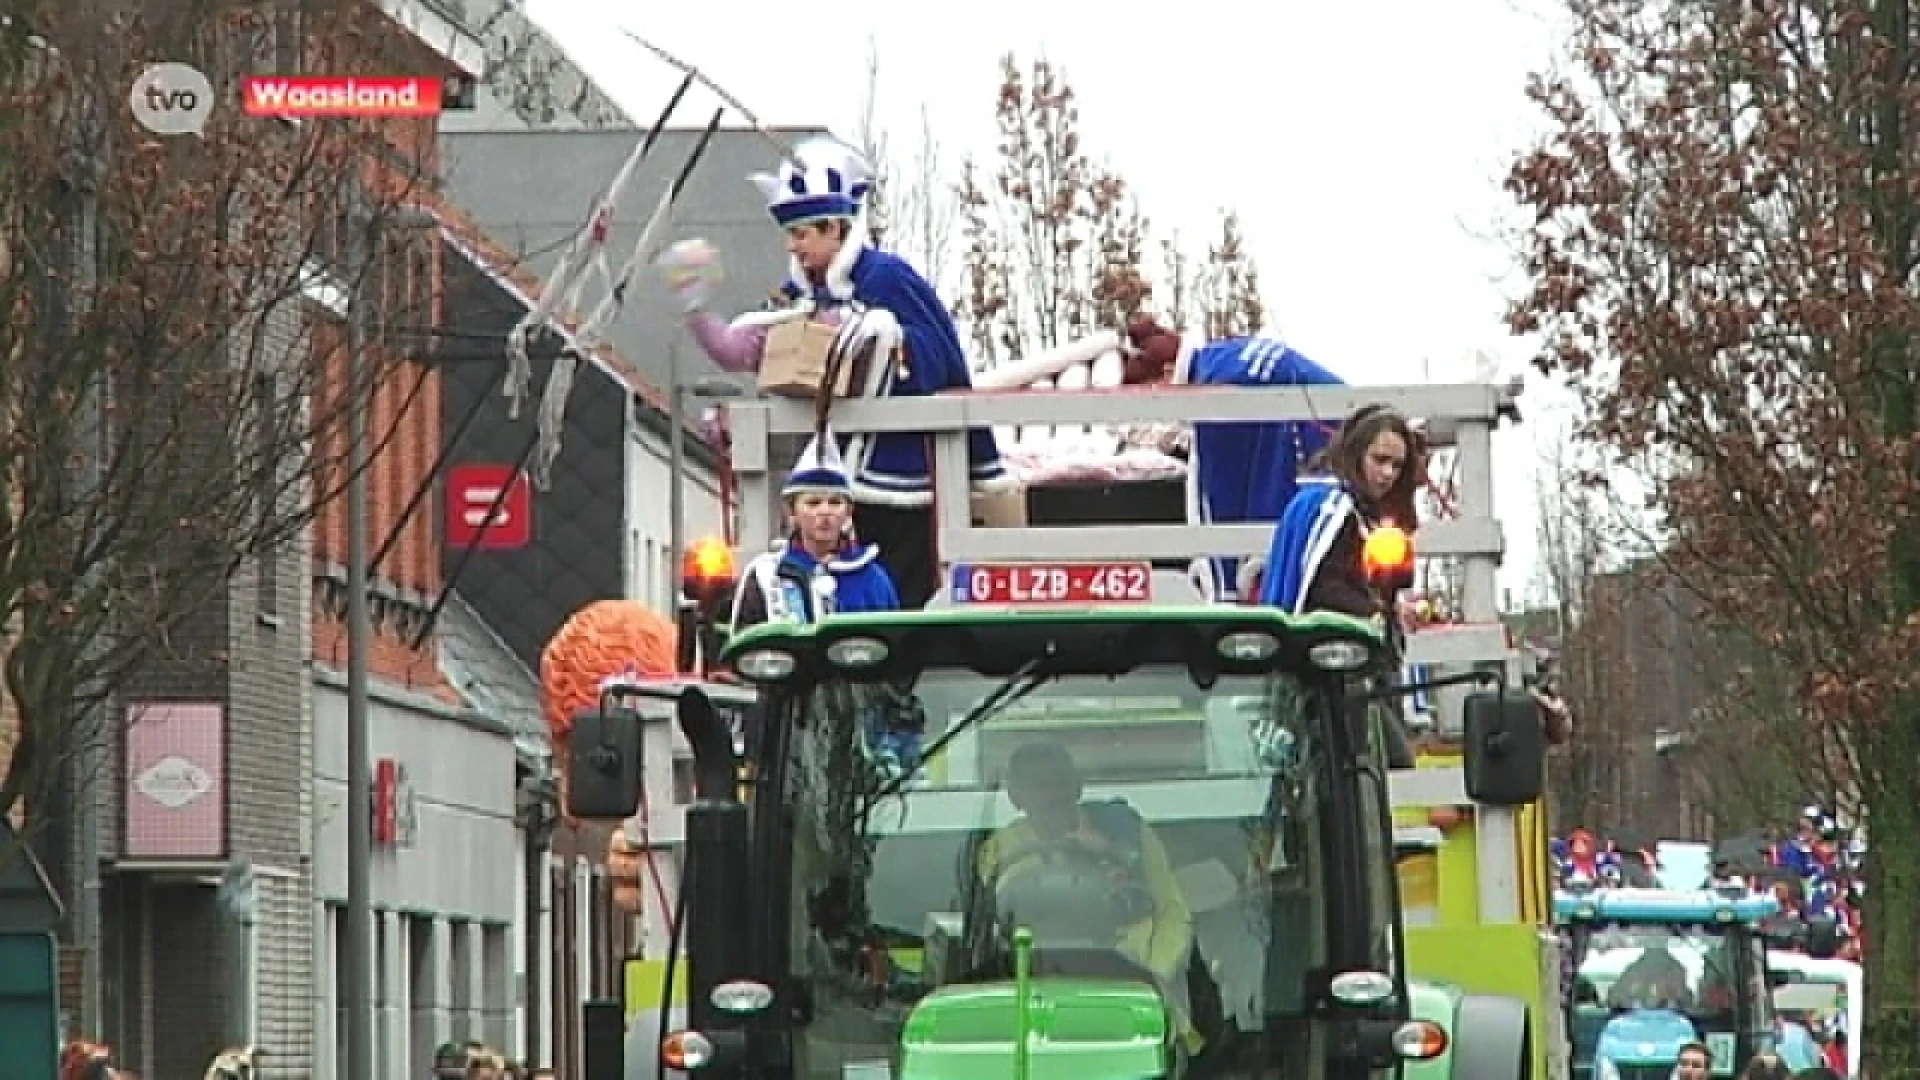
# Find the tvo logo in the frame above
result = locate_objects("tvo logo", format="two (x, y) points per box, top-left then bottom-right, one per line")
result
(130, 62), (214, 136)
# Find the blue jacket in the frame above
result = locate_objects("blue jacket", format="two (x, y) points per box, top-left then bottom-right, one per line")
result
(1185, 336), (1344, 520)
(785, 246), (1009, 506)
(729, 538), (900, 631)
(1260, 477), (1367, 615)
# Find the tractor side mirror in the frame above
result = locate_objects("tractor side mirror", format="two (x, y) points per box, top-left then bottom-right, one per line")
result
(1462, 690), (1544, 807)
(566, 706), (644, 819)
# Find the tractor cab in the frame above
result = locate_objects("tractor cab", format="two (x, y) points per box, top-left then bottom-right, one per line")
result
(1555, 881), (1779, 1080)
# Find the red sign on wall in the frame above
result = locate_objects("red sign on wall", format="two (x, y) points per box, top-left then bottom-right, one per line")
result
(446, 463), (531, 550)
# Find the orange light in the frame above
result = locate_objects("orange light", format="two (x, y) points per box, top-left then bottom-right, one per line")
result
(1362, 525), (1415, 584)
(1391, 1019), (1449, 1060)
(660, 1029), (715, 1071)
(682, 537), (737, 587)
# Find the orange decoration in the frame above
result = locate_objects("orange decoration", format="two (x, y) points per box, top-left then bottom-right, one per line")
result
(540, 600), (678, 816)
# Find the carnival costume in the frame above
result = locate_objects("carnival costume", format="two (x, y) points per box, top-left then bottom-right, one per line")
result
(664, 136), (1012, 508)
(1159, 333), (1346, 600)
(729, 430), (900, 632)
(1259, 475), (1373, 617)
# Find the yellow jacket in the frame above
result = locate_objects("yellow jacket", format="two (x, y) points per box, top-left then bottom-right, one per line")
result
(975, 808), (1194, 983)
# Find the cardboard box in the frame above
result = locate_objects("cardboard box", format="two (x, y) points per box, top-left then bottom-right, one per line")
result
(969, 486), (1029, 528)
(758, 319), (854, 398)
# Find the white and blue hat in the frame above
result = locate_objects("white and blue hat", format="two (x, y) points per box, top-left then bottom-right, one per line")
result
(751, 136), (874, 229)
(783, 428), (853, 498)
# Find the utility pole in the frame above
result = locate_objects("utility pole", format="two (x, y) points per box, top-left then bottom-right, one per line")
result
(668, 339), (686, 597)
(343, 184), (375, 1080)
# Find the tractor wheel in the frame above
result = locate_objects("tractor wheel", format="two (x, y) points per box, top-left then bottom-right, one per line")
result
(1449, 994), (1532, 1080)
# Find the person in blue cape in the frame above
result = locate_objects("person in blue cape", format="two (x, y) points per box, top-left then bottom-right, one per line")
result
(1258, 404), (1425, 766)
(662, 136), (1013, 608)
(726, 428), (926, 779)
(728, 428), (900, 632)
(1122, 316), (1347, 601)
(1259, 404), (1424, 620)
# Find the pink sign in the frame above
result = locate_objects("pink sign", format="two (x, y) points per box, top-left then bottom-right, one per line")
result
(123, 702), (225, 859)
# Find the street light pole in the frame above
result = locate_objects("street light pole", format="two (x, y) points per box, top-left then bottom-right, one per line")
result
(668, 339), (685, 598)
(343, 187), (375, 1080)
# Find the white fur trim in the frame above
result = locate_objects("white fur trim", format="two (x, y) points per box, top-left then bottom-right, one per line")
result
(1293, 481), (1355, 616)
(851, 479), (933, 508)
(825, 542), (882, 571)
(1170, 331), (1205, 385)
(732, 552), (780, 628)
(822, 217), (869, 300)
(730, 307), (809, 332)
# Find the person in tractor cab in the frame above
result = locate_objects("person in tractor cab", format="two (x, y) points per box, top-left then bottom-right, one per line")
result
(729, 430), (900, 632)
(976, 741), (1201, 1053)
(1608, 945), (1694, 1010)
(659, 136), (1013, 609)
(1121, 316), (1348, 601)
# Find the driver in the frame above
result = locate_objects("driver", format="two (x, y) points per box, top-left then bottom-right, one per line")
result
(1609, 946), (1694, 1010)
(976, 742), (1198, 1047)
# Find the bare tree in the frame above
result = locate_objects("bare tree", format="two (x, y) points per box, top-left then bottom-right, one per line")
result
(1533, 431), (1629, 829)
(854, 44), (956, 288)
(0, 2), (425, 844)
(1158, 233), (1193, 331)
(1511, 0), (1920, 1048)
(1194, 210), (1266, 339)
(953, 54), (1152, 367)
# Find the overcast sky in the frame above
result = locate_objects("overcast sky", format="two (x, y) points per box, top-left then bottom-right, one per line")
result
(523, 0), (1581, 605)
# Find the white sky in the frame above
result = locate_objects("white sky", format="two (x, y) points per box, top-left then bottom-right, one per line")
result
(524, 0), (1581, 605)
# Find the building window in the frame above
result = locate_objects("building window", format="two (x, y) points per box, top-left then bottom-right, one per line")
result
(482, 925), (511, 1049)
(408, 915), (435, 1071)
(449, 919), (473, 1027)
(254, 373), (280, 623)
(658, 542), (674, 614)
(332, 905), (350, 1050)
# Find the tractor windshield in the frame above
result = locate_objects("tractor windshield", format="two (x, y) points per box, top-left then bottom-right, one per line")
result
(772, 663), (1396, 1077)
(1569, 923), (1773, 1068)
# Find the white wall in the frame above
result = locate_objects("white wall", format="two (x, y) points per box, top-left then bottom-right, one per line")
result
(312, 678), (520, 919)
(311, 675), (523, 1079)
(625, 420), (727, 614)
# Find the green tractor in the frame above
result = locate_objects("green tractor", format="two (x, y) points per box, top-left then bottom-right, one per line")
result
(570, 603), (1543, 1079)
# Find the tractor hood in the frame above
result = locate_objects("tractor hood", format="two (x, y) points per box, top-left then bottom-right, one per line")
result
(897, 979), (1167, 1080)
(1597, 1008), (1698, 1065)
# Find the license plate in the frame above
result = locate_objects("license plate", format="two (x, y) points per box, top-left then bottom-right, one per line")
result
(950, 562), (1153, 605)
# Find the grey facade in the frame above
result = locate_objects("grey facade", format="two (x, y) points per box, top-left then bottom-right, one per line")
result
(310, 671), (521, 1078)
(433, 244), (631, 669)
(440, 127), (829, 394)
(94, 306), (317, 1080)
(432, 128), (788, 669)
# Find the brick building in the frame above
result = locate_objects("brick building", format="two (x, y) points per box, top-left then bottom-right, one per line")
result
(79, 5), (490, 1078)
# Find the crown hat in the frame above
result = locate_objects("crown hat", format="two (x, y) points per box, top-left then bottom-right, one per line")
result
(751, 136), (875, 229)
(783, 428), (853, 498)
